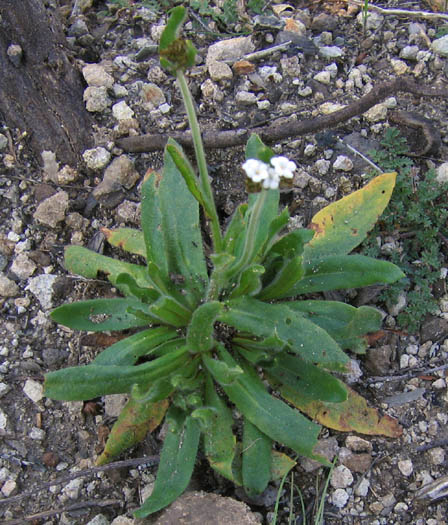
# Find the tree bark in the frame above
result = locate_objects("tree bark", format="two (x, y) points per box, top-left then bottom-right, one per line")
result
(0, 0), (92, 165)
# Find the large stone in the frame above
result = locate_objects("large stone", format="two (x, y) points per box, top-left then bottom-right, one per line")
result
(33, 190), (68, 228)
(0, 273), (19, 297)
(431, 34), (448, 57)
(92, 155), (139, 208)
(82, 64), (114, 88)
(206, 36), (255, 65)
(152, 491), (261, 525)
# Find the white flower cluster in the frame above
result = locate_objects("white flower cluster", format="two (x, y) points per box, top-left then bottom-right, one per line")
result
(242, 156), (297, 190)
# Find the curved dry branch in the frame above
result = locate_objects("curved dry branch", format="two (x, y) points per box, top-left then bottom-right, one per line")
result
(115, 78), (448, 153)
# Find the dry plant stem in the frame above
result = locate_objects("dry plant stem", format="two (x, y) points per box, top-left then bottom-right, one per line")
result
(0, 455), (159, 506)
(3, 499), (122, 525)
(365, 362), (448, 384)
(349, 0), (448, 21)
(116, 78), (448, 153)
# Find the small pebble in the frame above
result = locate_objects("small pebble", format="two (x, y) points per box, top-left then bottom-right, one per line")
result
(330, 488), (349, 508)
(330, 465), (354, 489)
(23, 379), (44, 403)
(397, 459), (413, 477)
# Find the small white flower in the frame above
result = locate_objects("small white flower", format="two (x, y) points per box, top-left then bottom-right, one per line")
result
(262, 167), (280, 189)
(242, 158), (271, 183)
(270, 156), (297, 179)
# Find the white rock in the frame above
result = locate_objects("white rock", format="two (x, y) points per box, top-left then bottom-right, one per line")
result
(29, 427), (46, 440)
(304, 144), (317, 156)
(333, 155), (353, 172)
(83, 86), (112, 112)
(159, 103), (171, 114)
(0, 467), (10, 483)
(428, 447), (445, 465)
(0, 273), (19, 297)
(1, 479), (17, 497)
(331, 488), (349, 508)
(208, 61), (233, 81)
(391, 59), (409, 75)
(315, 159), (331, 175)
(400, 45), (419, 61)
(364, 103), (388, 122)
(388, 290), (407, 316)
(400, 354), (409, 369)
(0, 383), (10, 398)
(432, 378), (446, 389)
(397, 459), (413, 477)
(355, 477), (370, 497)
(104, 394), (128, 418)
(63, 478), (84, 500)
(330, 465), (354, 488)
(83, 147), (111, 170)
(436, 162), (448, 184)
(10, 253), (36, 280)
(206, 36), (255, 65)
(0, 133), (8, 151)
(111, 517), (134, 525)
(257, 100), (270, 110)
(23, 379), (44, 403)
(82, 64), (114, 88)
(394, 502), (409, 513)
(0, 409), (7, 430)
(345, 435), (372, 452)
(112, 101), (134, 121)
(319, 46), (343, 59)
(87, 514), (110, 525)
(141, 82), (166, 109)
(319, 102), (346, 114)
(235, 91), (257, 105)
(357, 11), (384, 30)
(26, 274), (58, 310)
(313, 70), (331, 85)
(431, 35), (448, 57)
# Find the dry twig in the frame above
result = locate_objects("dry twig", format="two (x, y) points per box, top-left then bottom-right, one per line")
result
(349, 0), (448, 21)
(116, 78), (448, 153)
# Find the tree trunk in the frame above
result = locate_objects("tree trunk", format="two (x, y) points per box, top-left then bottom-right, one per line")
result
(0, 0), (92, 165)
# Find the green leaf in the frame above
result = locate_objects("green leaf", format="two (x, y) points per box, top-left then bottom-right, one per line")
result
(242, 418), (272, 497)
(149, 295), (192, 327)
(268, 229), (315, 259)
(287, 301), (383, 354)
(204, 346), (327, 464)
(261, 207), (290, 256)
(224, 203), (248, 255)
(64, 245), (153, 295)
(220, 297), (349, 372)
(201, 354), (244, 385)
(102, 227), (146, 258)
(270, 451), (296, 481)
(51, 297), (150, 332)
(265, 353), (347, 403)
(97, 397), (169, 465)
(245, 133), (275, 164)
(287, 254), (405, 296)
(166, 142), (209, 214)
(256, 256), (304, 301)
(303, 172), (397, 262)
(201, 374), (241, 484)
(187, 301), (222, 352)
(116, 273), (159, 303)
(134, 407), (201, 518)
(92, 326), (179, 366)
(44, 347), (190, 401)
(141, 144), (208, 307)
(229, 264), (265, 299)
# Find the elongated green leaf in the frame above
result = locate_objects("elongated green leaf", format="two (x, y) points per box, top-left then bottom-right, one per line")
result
(242, 418), (272, 496)
(261, 207), (290, 256)
(134, 407), (201, 518)
(166, 143), (207, 212)
(224, 203), (248, 255)
(265, 353), (347, 403)
(51, 297), (150, 332)
(203, 346), (327, 464)
(201, 354), (244, 385)
(64, 245), (153, 295)
(149, 295), (192, 327)
(101, 228), (146, 258)
(141, 144), (208, 307)
(229, 264), (264, 299)
(97, 397), (169, 465)
(220, 297), (349, 371)
(44, 347), (189, 401)
(202, 374), (240, 484)
(187, 301), (222, 352)
(287, 254), (405, 296)
(116, 273), (159, 303)
(303, 172), (396, 262)
(257, 256), (304, 301)
(92, 327), (180, 366)
(268, 229), (314, 259)
(287, 301), (383, 353)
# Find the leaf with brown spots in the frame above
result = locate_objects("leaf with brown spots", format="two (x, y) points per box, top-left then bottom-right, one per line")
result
(303, 172), (396, 263)
(280, 382), (402, 438)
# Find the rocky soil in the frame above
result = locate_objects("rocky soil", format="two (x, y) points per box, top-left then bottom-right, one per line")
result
(1, 1), (448, 523)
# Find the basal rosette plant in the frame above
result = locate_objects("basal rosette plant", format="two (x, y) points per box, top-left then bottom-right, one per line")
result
(44, 7), (405, 518)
